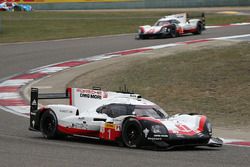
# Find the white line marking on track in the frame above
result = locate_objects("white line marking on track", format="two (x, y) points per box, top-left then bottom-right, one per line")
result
(0, 79), (33, 86)
(0, 106), (29, 118)
(0, 93), (21, 99)
(212, 34), (250, 40)
(30, 67), (69, 74)
(5, 106), (30, 115)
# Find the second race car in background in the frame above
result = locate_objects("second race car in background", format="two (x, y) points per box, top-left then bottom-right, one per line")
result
(0, 2), (32, 12)
(136, 13), (205, 39)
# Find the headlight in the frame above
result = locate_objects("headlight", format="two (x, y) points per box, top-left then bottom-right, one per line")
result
(151, 124), (165, 134)
(161, 27), (169, 33)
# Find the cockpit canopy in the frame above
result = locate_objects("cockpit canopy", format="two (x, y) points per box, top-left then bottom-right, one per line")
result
(97, 104), (168, 119)
(154, 19), (180, 26)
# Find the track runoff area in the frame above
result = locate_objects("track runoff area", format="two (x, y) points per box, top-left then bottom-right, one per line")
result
(0, 23), (250, 148)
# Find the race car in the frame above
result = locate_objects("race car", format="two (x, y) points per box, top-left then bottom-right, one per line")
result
(136, 13), (205, 39)
(29, 87), (222, 149)
(0, 2), (32, 12)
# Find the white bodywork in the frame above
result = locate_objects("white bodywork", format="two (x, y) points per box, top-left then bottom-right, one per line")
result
(0, 2), (16, 11)
(139, 13), (202, 35)
(42, 88), (207, 137)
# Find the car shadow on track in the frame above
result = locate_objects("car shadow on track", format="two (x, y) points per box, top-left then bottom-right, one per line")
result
(31, 135), (221, 152)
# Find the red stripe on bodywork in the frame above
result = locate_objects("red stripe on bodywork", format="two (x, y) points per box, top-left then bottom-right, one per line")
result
(137, 117), (162, 124)
(108, 48), (152, 56)
(10, 73), (48, 79)
(184, 28), (197, 33)
(57, 125), (99, 137)
(53, 61), (90, 67)
(67, 88), (72, 105)
(175, 124), (196, 136)
(197, 115), (207, 132)
(0, 99), (27, 106)
(0, 86), (20, 92)
(173, 116), (207, 136)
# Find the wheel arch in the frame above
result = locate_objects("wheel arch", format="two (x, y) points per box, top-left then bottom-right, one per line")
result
(121, 116), (145, 148)
(36, 108), (56, 131)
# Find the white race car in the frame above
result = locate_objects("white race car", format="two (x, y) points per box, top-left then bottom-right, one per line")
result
(29, 87), (222, 149)
(0, 2), (32, 12)
(136, 13), (205, 39)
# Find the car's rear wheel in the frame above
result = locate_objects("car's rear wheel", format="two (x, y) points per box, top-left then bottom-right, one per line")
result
(40, 110), (58, 139)
(13, 6), (22, 11)
(193, 22), (202, 35)
(122, 118), (143, 148)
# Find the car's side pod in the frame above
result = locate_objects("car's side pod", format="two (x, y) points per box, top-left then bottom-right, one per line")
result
(29, 87), (70, 131)
(187, 12), (206, 30)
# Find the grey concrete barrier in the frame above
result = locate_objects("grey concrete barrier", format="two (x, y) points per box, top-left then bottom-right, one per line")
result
(0, 15), (2, 33)
(30, 0), (250, 10)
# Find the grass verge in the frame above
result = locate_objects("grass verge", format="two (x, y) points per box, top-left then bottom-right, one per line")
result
(0, 11), (250, 43)
(70, 41), (250, 127)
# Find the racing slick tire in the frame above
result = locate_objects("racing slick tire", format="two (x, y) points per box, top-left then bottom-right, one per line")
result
(193, 22), (202, 35)
(40, 110), (59, 139)
(169, 25), (178, 38)
(122, 118), (144, 148)
(13, 6), (23, 11)
(138, 34), (148, 40)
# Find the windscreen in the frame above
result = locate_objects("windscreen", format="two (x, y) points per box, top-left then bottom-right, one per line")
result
(133, 105), (167, 119)
(154, 21), (170, 26)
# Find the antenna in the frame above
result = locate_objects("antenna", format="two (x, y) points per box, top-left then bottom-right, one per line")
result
(116, 84), (135, 94)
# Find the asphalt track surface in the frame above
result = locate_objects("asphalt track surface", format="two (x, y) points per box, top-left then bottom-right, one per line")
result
(1, 25), (250, 167)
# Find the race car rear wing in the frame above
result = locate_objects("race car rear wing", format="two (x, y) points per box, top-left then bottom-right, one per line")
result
(187, 12), (206, 29)
(30, 88), (69, 110)
(162, 12), (206, 30)
(30, 88), (69, 129)
(29, 86), (138, 129)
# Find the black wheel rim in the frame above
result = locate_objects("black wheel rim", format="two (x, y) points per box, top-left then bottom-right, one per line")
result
(43, 116), (56, 134)
(171, 28), (176, 37)
(126, 125), (139, 146)
(197, 25), (201, 33)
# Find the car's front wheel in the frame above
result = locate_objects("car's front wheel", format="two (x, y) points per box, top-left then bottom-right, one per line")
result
(40, 110), (58, 139)
(169, 25), (178, 38)
(122, 118), (144, 148)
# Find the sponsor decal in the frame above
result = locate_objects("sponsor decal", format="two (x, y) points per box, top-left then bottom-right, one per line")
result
(31, 120), (35, 127)
(104, 123), (115, 129)
(71, 123), (87, 129)
(143, 128), (149, 138)
(115, 125), (120, 131)
(30, 112), (36, 116)
(31, 99), (37, 106)
(80, 93), (102, 99)
(153, 134), (168, 138)
(59, 109), (73, 113)
(176, 134), (185, 138)
(175, 124), (196, 136)
(147, 137), (162, 141)
(77, 88), (106, 99)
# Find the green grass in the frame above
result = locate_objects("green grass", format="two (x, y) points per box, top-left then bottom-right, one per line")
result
(72, 42), (250, 127)
(0, 11), (250, 43)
